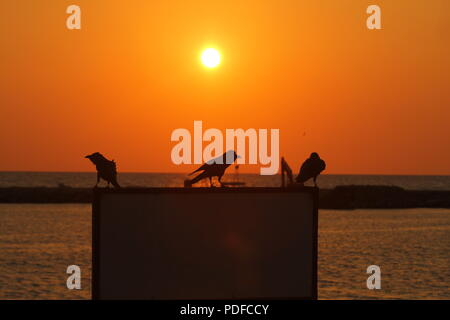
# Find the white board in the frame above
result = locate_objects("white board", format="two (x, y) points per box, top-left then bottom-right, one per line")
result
(93, 188), (318, 299)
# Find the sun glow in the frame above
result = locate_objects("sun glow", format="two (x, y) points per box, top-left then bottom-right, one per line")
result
(201, 48), (221, 68)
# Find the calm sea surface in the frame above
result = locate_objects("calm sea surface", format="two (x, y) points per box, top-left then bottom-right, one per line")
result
(0, 173), (449, 299)
(0, 204), (449, 300)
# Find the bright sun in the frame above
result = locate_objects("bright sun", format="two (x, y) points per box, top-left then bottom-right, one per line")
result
(201, 48), (221, 68)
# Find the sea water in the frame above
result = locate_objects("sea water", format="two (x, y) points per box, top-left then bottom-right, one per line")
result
(0, 203), (448, 300)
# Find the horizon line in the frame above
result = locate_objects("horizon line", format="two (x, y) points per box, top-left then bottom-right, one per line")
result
(0, 170), (449, 177)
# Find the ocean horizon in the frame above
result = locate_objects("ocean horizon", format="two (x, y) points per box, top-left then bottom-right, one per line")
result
(1, 172), (450, 190)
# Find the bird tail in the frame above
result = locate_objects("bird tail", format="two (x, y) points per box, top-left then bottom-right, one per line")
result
(184, 179), (193, 188)
(184, 172), (207, 187)
(188, 168), (200, 176)
(111, 178), (121, 188)
(295, 175), (306, 185)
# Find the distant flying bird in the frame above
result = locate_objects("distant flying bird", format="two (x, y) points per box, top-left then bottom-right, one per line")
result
(184, 150), (240, 187)
(85, 152), (121, 188)
(296, 152), (326, 187)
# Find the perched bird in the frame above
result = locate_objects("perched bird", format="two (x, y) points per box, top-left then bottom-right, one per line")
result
(184, 150), (240, 187)
(296, 152), (326, 187)
(85, 152), (121, 188)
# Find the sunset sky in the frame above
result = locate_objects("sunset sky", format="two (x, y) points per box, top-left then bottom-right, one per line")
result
(1, 1), (449, 174)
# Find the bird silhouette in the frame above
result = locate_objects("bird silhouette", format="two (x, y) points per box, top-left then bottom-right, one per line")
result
(296, 152), (326, 187)
(184, 150), (240, 187)
(85, 152), (121, 188)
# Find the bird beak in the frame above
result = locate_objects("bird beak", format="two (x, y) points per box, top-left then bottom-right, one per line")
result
(84, 155), (90, 158)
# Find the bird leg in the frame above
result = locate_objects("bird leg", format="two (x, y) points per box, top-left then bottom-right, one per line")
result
(94, 173), (100, 188)
(209, 176), (213, 187)
(313, 176), (317, 187)
(107, 181), (110, 188)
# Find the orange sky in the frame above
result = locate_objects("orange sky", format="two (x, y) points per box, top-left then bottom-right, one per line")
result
(0, 1), (449, 174)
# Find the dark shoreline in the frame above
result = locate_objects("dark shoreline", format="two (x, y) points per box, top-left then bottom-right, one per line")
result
(0, 185), (449, 209)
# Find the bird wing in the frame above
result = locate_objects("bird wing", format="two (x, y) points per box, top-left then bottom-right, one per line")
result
(104, 159), (117, 173)
(302, 159), (314, 174)
(297, 159), (314, 182)
(319, 159), (326, 172)
(98, 159), (117, 176)
(189, 162), (210, 175)
(188, 153), (226, 175)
